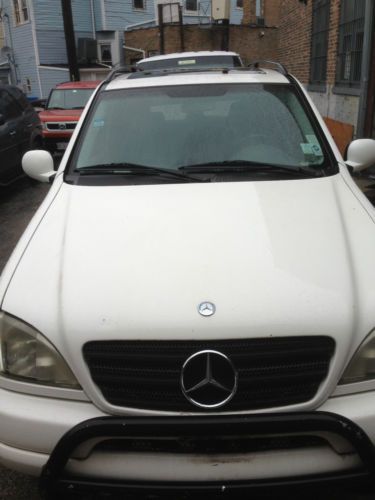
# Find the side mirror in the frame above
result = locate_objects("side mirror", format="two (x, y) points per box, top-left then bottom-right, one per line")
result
(22, 150), (56, 183)
(345, 138), (375, 173)
(0, 114), (5, 126)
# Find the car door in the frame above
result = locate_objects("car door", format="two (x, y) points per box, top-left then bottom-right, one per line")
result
(8, 87), (41, 151)
(0, 89), (24, 185)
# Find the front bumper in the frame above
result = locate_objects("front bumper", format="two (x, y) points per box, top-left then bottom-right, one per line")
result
(1, 386), (375, 497)
(40, 413), (375, 498)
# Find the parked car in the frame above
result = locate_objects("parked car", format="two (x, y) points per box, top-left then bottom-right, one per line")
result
(39, 80), (100, 153)
(0, 84), (42, 186)
(1, 63), (375, 497)
(137, 50), (243, 70)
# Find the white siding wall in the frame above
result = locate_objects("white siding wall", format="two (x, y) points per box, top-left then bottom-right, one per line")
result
(2, 0), (39, 96)
(39, 66), (69, 98)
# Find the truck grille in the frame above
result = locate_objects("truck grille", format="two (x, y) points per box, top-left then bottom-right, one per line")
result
(46, 122), (76, 131)
(83, 337), (335, 412)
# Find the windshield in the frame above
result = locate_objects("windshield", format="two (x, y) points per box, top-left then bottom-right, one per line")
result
(73, 83), (329, 174)
(47, 88), (95, 110)
(138, 56), (243, 70)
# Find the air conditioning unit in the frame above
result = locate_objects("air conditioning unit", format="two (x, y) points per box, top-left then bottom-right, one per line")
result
(211, 0), (230, 21)
(77, 38), (97, 64)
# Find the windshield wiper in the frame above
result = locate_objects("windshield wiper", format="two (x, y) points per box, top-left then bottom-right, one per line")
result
(74, 163), (210, 183)
(179, 160), (323, 177)
(47, 107), (65, 110)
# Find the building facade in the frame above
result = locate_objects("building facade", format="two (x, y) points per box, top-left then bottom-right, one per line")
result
(278, 0), (375, 143)
(124, 0), (280, 65)
(0, 0), (271, 99)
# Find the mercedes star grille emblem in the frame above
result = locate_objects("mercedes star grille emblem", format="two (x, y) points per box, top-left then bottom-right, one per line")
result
(181, 350), (238, 409)
(59, 123), (67, 130)
(198, 302), (216, 317)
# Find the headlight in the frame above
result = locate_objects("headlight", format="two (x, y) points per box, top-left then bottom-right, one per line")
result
(339, 329), (375, 384)
(0, 312), (80, 389)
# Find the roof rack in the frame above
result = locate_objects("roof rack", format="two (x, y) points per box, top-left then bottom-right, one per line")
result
(248, 60), (288, 76)
(127, 66), (236, 79)
(103, 65), (138, 83)
(102, 62), (289, 84)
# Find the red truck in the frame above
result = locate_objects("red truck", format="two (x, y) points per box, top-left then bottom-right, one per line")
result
(39, 80), (100, 153)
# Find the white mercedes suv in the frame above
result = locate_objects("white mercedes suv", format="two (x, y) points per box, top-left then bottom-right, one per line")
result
(1, 62), (375, 498)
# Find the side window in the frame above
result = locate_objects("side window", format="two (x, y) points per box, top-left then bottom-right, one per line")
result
(1, 91), (22, 120)
(310, 0), (330, 86)
(336, 0), (366, 88)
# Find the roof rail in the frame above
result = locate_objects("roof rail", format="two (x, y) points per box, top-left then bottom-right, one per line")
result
(248, 60), (288, 76)
(102, 63), (288, 84)
(103, 65), (138, 83)
(127, 66), (235, 79)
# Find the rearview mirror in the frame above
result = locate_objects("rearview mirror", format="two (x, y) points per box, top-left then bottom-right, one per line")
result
(345, 139), (375, 173)
(22, 150), (56, 183)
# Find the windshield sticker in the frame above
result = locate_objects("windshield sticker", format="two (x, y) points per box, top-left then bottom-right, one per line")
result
(93, 119), (105, 128)
(311, 143), (323, 156)
(178, 59), (196, 66)
(301, 143), (323, 157)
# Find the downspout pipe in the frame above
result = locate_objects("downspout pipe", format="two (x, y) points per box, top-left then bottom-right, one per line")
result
(90, 0), (96, 39)
(123, 45), (146, 59)
(357, 0), (374, 138)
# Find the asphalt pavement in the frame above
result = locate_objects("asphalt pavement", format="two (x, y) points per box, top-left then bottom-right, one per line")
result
(0, 173), (375, 499)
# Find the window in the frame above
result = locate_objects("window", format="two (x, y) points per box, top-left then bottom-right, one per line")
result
(336, 0), (366, 88)
(47, 89), (96, 110)
(73, 84), (327, 173)
(13, 0), (21, 24)
(310, 0), (330, 86)
(13, 0), (29, 25)
(185, 0), (198, 12)
(256, 0), (264, 25)
(133, 0), (145, 10)
(21, 0), (29, 21)
(236, 0), (243, 8)
(23, 77), (32, 93)
(99, 44), (112, 65)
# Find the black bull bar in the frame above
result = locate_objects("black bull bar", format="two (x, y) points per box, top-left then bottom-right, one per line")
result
(40, 411), (375, 498)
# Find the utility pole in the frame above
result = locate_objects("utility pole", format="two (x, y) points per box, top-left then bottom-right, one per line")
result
(158, 3), (165, 55)
(61, 0), (80, 81)
(178, 5), (185, 52)
(221, 19), (230, 52)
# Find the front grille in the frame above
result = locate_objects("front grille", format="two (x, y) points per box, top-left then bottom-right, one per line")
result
(46, 122), (76, 130)
(83, 337), (335, 412)
(94, 435), (326, 455)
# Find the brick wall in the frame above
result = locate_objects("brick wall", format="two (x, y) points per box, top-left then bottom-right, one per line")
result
(263, 0), (280, 27)
(326, 0), (340, 85)
(277, 0), (312, 83)
(242, 0), (256, 24)
(278, 0), (360, 138)
(242, 0), (280, 26)
(124, 24), (278, 65)
(277, 0), (340, 84)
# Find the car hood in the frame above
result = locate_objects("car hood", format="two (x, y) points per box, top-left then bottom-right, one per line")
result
(3, 174), (375, 406)
(39, 109), (82, 121)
